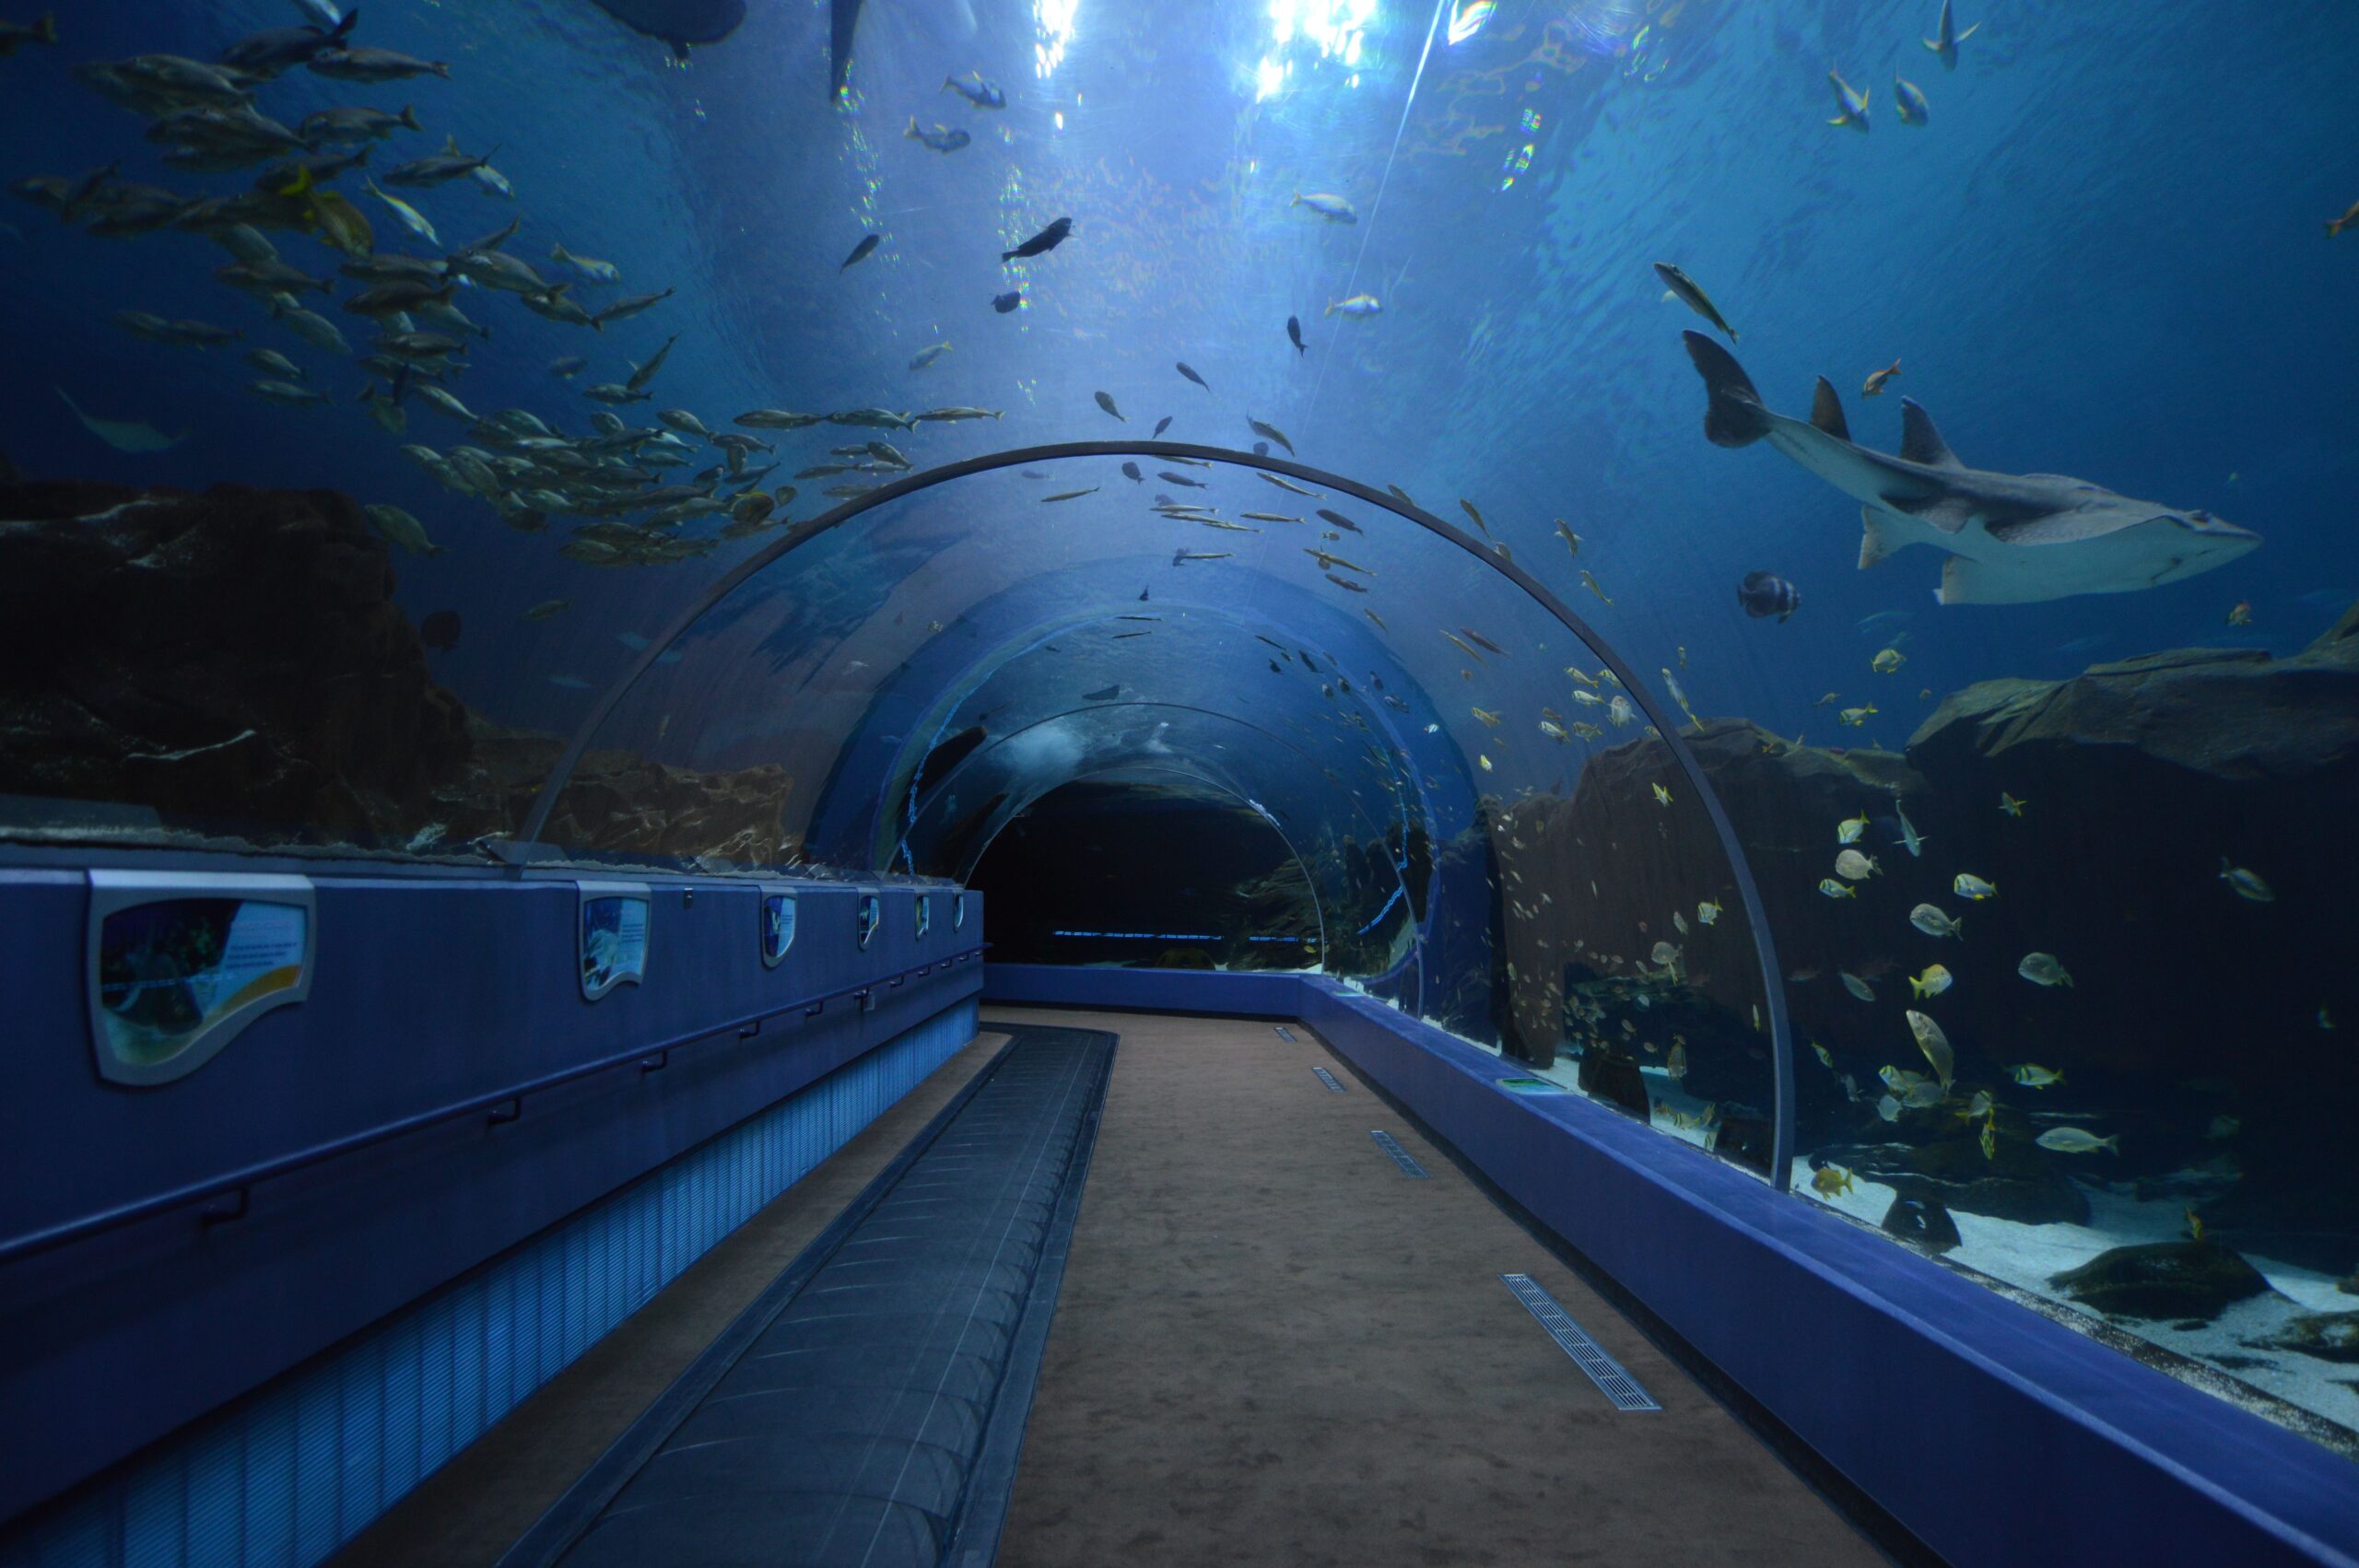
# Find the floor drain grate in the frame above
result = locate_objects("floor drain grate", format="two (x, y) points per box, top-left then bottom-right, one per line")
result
(1500, 1274), (1660, 1411)
(1368, 1129), (1428, 1178)
(1310, 1066), (1346, 1093)
(1273, 1025), (1297, 1042)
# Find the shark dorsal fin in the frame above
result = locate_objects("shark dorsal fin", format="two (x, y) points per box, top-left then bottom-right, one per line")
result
(1811, 378), (1851, 440)
(1899, 399), (1961, 467)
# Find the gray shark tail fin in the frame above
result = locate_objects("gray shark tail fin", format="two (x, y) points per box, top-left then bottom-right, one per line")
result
(1684, 331), (1769, 448)
(1811, 378), (1850, 440)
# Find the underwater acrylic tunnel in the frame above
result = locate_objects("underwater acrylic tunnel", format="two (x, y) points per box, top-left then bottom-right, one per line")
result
(6, 0), (2359, 1562)
(521, 439), (1797, 1179)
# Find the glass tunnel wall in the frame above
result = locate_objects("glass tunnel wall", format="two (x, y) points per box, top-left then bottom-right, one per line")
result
(2, 0), (2355, 1457)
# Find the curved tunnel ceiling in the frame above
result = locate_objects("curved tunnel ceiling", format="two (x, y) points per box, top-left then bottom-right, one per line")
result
(538, 440), (1791, 1168)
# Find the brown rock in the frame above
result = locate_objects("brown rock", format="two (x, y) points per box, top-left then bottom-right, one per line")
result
(0, 479), (473, 841)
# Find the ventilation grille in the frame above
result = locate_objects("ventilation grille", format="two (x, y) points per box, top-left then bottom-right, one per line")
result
(1310, 1067), (1346, 1094)
(1273, 1025), (1297, 1042)
(1368, 1129), (1428, 1178)
(1500, 1273), (1660, 1411)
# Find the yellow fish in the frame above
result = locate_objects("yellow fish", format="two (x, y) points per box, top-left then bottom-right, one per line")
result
(1838, 704), (1877, 726)
(1818, 878), (1857, 899)
(1580, 568), (1613, 605)
(2226, 602), (2252, 626)
(1697, 900), (1721, 925)
(2186, 1208), (2205, 1242)
(1837, 813), (1870, 843)
(2011, 1063), (2065, 1088)
(1978, 1117), (1996, 1161)
(1871, 647), (1907, 673)
(1811, 1039), (1834, 1068)
(1862, 358), (1901, 397)
(1652, 783), (1672, 806)
(1953, 872), (1998, 900)
(1909, 964), (1953, 999)
(1812, 1164), (1857, 1197)
(2000, 792), (2026, 817)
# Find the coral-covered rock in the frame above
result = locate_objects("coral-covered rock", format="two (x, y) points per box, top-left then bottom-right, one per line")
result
(2244, 1310), (2359, 1363)
(0, 479), (798, 865)
(458, 721), (798, 866)
(2052, 1241), (2277, 1323)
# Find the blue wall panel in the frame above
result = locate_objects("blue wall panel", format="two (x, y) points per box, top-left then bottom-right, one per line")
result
(1, 999), (976, 1568)
(980, 960), (1302, 1016)
(0, 864), (980, 1529)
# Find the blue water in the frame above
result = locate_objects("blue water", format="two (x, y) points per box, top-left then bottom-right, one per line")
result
(6, 0), (2358, 1445)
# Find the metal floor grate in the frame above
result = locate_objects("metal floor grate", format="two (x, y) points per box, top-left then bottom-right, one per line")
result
(1273, 1025), (1298, 1042)
(1310, 1066), (1347, 1093)
(1500, 1273), (1660, 1411)
(1368, 1129), (1428, 1178)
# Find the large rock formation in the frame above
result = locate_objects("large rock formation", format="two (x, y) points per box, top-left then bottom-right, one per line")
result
(1491, 609), (2358, 1254)
(0, 479), (475, 840)
(0, 479), (796, 864)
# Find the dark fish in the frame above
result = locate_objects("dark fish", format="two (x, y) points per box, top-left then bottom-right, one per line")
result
(992, 289), (1022, 313)
(1158, 471), (1205, 487)
(587, 0), (747, 61)
(1002, 216), (1073, 261)
(1176, 361), (1209, 391)
(1316, 509), (1361, 533)
(1252, 441), (1269, 457)
(1738, 569), (1802, 623)
(419, 608), (462, 650)
(904, 117), (969, 153)
(945, 72), (1006, 109)
(253, 146), (370, 190)
(1286, 315), (1306, 355)
(1083, 684), (1120, 701)
(1121, 462), (1143, 482)
(221, 11), (358, 76)
(1247, 416), (1294, 454)
(1151, 416), (1171, 438)
(840, 232), (880, 270)
(549, 356), (588, 377)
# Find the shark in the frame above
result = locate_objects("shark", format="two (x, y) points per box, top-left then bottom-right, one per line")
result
(1680, 332), (2259, 605)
